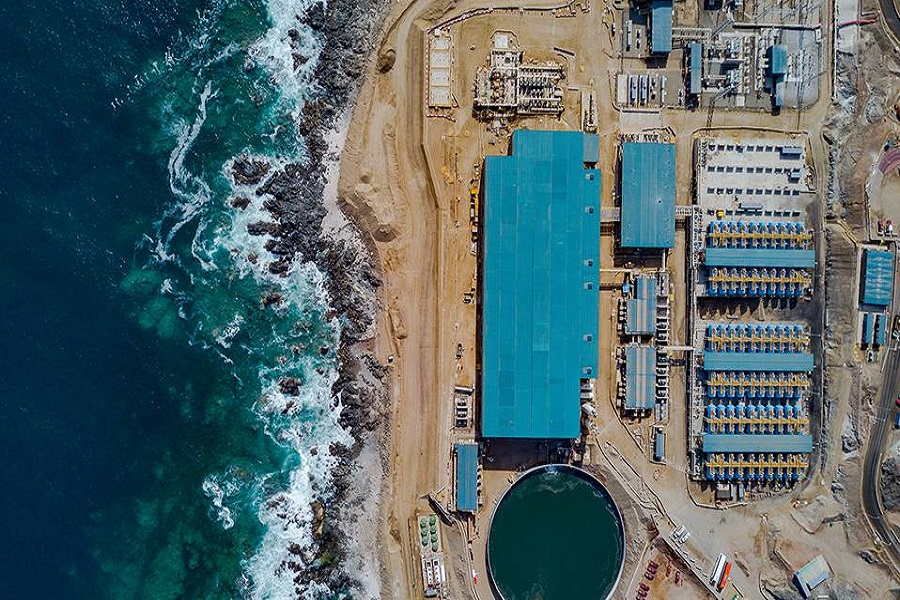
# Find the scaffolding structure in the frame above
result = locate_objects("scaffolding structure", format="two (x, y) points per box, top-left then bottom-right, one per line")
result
(473, 32), (565, 118)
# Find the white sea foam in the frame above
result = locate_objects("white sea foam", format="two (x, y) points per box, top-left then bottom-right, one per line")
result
(203, 196), (357, 597)
(248, 0), (326, 122)
(217, 154), (293, 283)
(156, 80), (216, 264)
(141, 0), (376, 595)
(215, 313), (245, 348)
(246, 315), (354, 600)
(202, 477), (236, 530)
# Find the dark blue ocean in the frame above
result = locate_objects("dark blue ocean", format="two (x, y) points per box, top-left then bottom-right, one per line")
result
(0, 1), (354, 597)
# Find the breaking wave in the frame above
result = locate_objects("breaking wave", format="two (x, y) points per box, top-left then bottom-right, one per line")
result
(116, 0), (373, 597)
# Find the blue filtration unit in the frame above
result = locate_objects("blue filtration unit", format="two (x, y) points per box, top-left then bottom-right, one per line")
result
(705, 323), (809, 352)
(702, 322), (813, 482)
(704, 223), (814, 298)
(706, 267), (808, 298)
(706, 220), (810, 250)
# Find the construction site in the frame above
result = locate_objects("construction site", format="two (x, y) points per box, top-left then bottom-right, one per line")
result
(341, 0), (900, 595)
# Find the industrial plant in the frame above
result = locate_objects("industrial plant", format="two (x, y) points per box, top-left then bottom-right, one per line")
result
(391, 0), (899, 595)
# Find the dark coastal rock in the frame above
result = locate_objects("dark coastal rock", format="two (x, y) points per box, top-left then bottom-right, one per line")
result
(311, 500), (326, 539)
(301, 3), (326, 31)
(235, 0), (390, 595)
(261, 291), (283, 307)
(297, 100), (326, 137)
(247, 221), (280, 236)
(229, 195), (251, 210)
(278, 377), (301, 397)
(231, 155), (271, 185)
(292, 52), (308, 71)
(269, 258), (290, 275)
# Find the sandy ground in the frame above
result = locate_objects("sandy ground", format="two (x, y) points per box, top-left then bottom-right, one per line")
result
(335, 0), (900, 596)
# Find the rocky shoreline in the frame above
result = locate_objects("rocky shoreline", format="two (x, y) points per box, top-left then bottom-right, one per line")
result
(232, 0), (391, 596)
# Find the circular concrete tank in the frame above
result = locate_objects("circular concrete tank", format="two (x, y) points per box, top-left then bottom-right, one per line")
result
(486, 465), (625, 600)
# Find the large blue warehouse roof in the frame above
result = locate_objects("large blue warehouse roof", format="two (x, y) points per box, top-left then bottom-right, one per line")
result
(703, 351), (814, 372)
(625, 345), (656, 411)
(481, 130), (600, 438)
(455, 443), (478, 512)
(705, 247), (815, 269)
(620, 142), (675, 248)
(861, 248), (894, 306)
(651, 0), (673, 54)
(703, 433), (813, 454)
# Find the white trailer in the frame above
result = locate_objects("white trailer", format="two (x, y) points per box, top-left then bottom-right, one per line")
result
(710, 553), (727, 585)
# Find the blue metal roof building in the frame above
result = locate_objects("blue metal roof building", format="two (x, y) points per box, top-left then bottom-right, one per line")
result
(651, 0), (673, 54)
(688, 43), (703, 95)
(653, 429), (666, 462)
(481, 130), (600, 438)
(703, 351), (814, 372)
(620, 142), (676, 248)
(767, 45), (788, 108)
(876, 314), (887, 346)
(861, 248), (894, 306)
(703, 433), (813, 453)
(626, 276), (657, 335)
(625, 345), (656, 412)
(768, 45), (788, 76)
(863, 312), (875, 346)
(704, 248), (815, 269)
(454, 443), (478, 512)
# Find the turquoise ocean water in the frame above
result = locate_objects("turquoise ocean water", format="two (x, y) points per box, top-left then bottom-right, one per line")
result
(0, 0), (360, 597)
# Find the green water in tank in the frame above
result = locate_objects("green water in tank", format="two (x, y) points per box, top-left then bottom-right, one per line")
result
(487, 466), (625, 600)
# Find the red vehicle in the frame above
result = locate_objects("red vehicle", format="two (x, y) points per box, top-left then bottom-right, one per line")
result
(717, 561), (733, 591)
